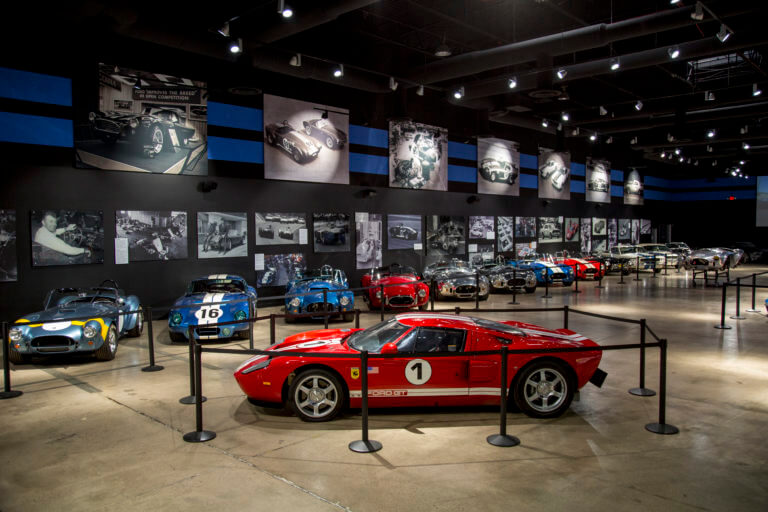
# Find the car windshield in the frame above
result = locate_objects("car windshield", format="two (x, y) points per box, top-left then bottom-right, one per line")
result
(48, 288), (118, 308)
(297, 269), (334, 281)
(189, 279), (245, 293)
(615, 247), (637, 254)
(347, 318), (411, 352)
(643, 245), (667, 251)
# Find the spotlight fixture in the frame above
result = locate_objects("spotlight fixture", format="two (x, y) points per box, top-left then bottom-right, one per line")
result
(589, 133), (597, 142)
(556, 68), (567, 80)
(434, 42), (452, 58)
(610, 57), (620, 71)
(389, 77), (399, 91)
(707, 129), (716, 138)
(416, 85), (424, 96)
(705, 91), (715, 101)
(630, 137), (638, 145)
(670, 0), (680, 4)
(740, 125), (749, 134)
(691, 2), (704, 20)
(679, 156), (684, 162)
(743, 142), (750, 150)
(541, 119), (549, 128)
(333, 64), (344, 78)
(606, 136), (613, 144)
(453, 86), (465, 100)
(571, 127), (580, 136)
(745, 175), (750, 179)
(229, 38), (242, 54)
(508, 77), (518, 89)
(739, 160), (745, 165)
(668, 46), (680, 59)
(687, 158), (692, 164)
(289, 53), (302, 67)
(277, 0), (293, 17)
(716, 24), (731, 43)
(712, 160), (718, 166)
(694, 160), (699, 166)
(661, 151), (666, 158)
(634, 100), (643, 111)
(599, 105), (607, 116)
(561, 111), (570, 121)
(706, 145), (713, 152)
(557, 123), (563, 131)
(731, 170), (737, 176)
(667, 133), (675, 142)
(753, 83), (762, 97)
(217, 21), (230, 37)
(674, 148), (681, 155)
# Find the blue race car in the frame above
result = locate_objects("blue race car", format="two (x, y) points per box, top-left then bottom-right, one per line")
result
(508, 254), (575, 286)
(284, 265), (354, 323)
(8, 279), (142, 363)
(168, 274), (257, 342)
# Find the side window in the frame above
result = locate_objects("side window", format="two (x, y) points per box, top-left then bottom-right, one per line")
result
(396, 329), (417, 353)
(414, 328), (466, 353)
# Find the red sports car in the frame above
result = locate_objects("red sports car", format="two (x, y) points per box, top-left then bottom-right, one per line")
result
(234, 313), (605, 422)
(553, 254), (605, 280)
(360, 263), (429, 310)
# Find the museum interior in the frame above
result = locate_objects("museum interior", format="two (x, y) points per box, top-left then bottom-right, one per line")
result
(1, 1), (767, 510)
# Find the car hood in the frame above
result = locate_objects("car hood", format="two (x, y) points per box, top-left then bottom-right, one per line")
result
(173, 291), (250, 308)
(372, 275), (421, 286)
(504, 321), (599, 349)
(17, 303), (116, 323)
(289, 279), (346, 294)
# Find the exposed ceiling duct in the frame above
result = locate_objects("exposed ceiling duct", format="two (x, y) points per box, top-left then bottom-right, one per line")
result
(255, 0), (380, 43)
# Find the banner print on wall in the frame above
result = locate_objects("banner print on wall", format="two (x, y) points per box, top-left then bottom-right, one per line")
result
(355, 213), (382, 270)
(426, 215), (465, 257)
(586, 157), (611, 203)
(580, 218), (592, 254)
(255, 213), (307, 246)
(624, 169), (644, 205)
(264, 94), (349, 185)
(116, 210), (187, 262)
(631, 219), (641, 244)
(389, 120), (448, 191)
(476, 138), (520, 196)
(515, 217), (536, 238)
(313, 213), (350, 253)
(197, 212), (247, 259)
(0, 210), (17, 281)
(76, 63), (207, 175)
(641, 219), (651, 235)
(31, 210), (104, 266)
(538, 148), (571, 200)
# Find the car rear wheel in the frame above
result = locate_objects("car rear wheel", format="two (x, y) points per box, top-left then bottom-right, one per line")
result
(513, 360), (574, 419)
(95, 325), (118, 361)
(128, 307), (144, 337)
(325, 136), (334, 149)
(292, 150), (302, 163)
(289, 369), (344, 422)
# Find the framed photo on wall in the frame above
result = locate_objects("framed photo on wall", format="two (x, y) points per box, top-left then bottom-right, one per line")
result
(256, 253), (306, 288)
(197, 212), (247, 259)
(355, 213), (382, 270)
(389, 120), (448, 191)
(31, 210), (104, 266)
(497, 216), (515, 253)
(387, 214), (422, 250)
(586, 157), (611, 203)
(116, 210), (188, 262)
(255, 212), (307, 246)
(477, 137), (520, 196)
(0, 210), (17, 281)
(538, 148), (571, 200)
(313, 213), (350, 253)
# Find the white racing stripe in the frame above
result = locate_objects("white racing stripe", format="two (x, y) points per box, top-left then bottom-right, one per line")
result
(197, 293), (225, 326)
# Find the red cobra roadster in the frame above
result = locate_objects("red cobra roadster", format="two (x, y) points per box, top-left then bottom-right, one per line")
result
(553, 253), (605, 280)
(234, 313), (605, 422)
(360, 263), (430, 310)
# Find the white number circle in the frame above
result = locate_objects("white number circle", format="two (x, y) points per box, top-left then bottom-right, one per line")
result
(405, 359), (432, 385)
(194, 307), (222, 323)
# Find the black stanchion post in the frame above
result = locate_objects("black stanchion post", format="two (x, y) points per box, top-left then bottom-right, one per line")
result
(747, 273), (760, 313)
(540, 271), (551, 299)
(714, 283), (732, 330)
(349, 350), (382, 453)
(430, 279), (435, 311)
(323, 289), (329, 329)
(183, 343), (217, 443)
(730, 277), (745, 320)
(509, 268), (519, 305)
(248, 298), (255, 349)
(487, 346), (520, 447)
(645, 339), (679, 435)
(141, 306), (163, 372)
(572, 264), (581, 294)
(475, 269), (480, 310)
(651, 255), (658, 279)
(619, 261), (626, 284)
(595, 261), (604, 289)
(634, 255), (641, 282)
(663, 255), (668, 276)
(180, 326), (206, 405)
(379, 284), (385, 321)
(269, 314), (276, 345)
(1, 322), (23, 399)
(454, 306), (460, 316)
(629, 318), (656, 397)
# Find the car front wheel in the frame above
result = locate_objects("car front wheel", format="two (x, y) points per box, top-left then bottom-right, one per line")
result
(128, 307), (144, 337)
(95, 324), (118, 361)
(325, 136), (334, 149)
(289, 369), (344, 422)
(513, 360), (574, 418)
(148, 125), (164, 156)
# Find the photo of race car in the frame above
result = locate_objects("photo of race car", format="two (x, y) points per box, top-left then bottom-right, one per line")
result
(479, 158), (518, 184)
(303, 118), (347, 149)
(265, 121), (322, 164)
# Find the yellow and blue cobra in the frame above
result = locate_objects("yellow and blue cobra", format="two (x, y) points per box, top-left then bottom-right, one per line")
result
(8, 282), (143, 364)
(167, 274), (257, 342)
(284, 265), (354, 322)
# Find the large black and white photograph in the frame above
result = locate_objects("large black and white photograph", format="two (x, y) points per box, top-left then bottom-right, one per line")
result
(356, 213), (382, 270)
(0, 210), (17, 281)
(592, 217), (607, 236)
(116, 210), (187, 262)
(608, 219), (618, 248)
(426, 215), (465, 257)
(618, 218), (631, 240)
(263, 94), (349, 185)
(469, 244), (494, 266)
(580, 218), (592, 253)
(624, 169), (644, 205)
(496, 216), (514, 253)
(31, 210), (104, 266)
(641, 219), (651, 235)
(515, 242), (537, 259)
(538, 216), (563, 244)
(564, 218), (580, 243)
(387, 214), (422, 250)
(631, 219), (641, 244)
(477, 137), (520, 196)
(257, 253), (306, 288)
(586, 157), (611, 203)
(389, 120), (448, 191)
(75, 63), (207, 175)
(469, 216), (494, 240)
(538, 148), (571, 200)
(313, 213), (350, 253)
(593, 239), (607, 254)
(515, 216), (536, 238)
(197, 212), (247, 259)
(255, 212), (306, 246)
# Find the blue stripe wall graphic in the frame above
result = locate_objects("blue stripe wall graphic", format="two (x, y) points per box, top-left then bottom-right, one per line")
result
(207, 102), (262, 131)
(350, 153), (388, 175)
(207, 136), (263, 164)
(0, 67), (72, 107)
(0, 111), (73, 147)
(350, 125), (387, 148)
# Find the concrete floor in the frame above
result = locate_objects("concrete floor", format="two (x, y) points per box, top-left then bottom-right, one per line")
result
(2, 266), (768, 511)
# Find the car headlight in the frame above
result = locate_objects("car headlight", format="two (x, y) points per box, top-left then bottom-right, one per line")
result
(170, 312), (183, 325)
(129, 118), (139, 129)
(290, 297), (301, 307)
(235, 310), (247, 321)
(241, 357), (271, 375)
(417, 288), (427, 297)
(340, 296), (350, 306)
(713, 256), (720, 260)
(9, 328), (23, 342)
(83, 323), (98, 338)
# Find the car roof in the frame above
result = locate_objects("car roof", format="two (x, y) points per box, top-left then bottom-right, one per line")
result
(195, 274), (246, 281)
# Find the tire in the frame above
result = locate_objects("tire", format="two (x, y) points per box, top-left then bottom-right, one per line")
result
(127, 307), (144, 337)
(226, 239), (232, 251)
(479, 293), (489, 301)
(341, 312), (354, 322)
(563, 280), (573, 287)
(490, 171), (497, 181)
(292, 150), (302, 163)
(95, 324), (118, 361)
(8, 348), (26, 365)
(524, 286), (536, 294)
(169, 331), (187, 343)
(326, 136), (334, 149)
(622, 267), (631, 276)
(653, 268), (662, 274)
(513, 360), (574, 419)
(418, 303), (428, 311)
(284, 314), (296, 324)
(288, 369), (345, 422)
(236, 328), (250, 340)
(148, 125), (164, 156)
(100, 134), (117, 145)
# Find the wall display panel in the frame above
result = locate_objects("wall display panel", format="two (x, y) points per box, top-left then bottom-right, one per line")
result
(564, 217), (580, 243)
(469, 244), (494, 266)
(631, 219), (640, 244)
(197, 212), (247, 259)
(758, 176), (768, 226)
(0, 210), (17, 281)
(75, 63), (207, 175)
(116, 210), (187, 262)
(313, 213), (350, 253)
(515, 242), (537, 259)
(426, 215), (465, 257)
(515, 216), (536, 238)
(355, 213), (382, 270)
(386, 214), (422, 250)
(476, 137), (520, 196)
(468, 216), (494, 240)
(538, 148), (571, 200)
(585, 157), (611, 203)
(31, 210), (104, 266)
(618, 218), (631, 240)
(580, 218), (592, 253)
(496, 216), (515, 253)
(593, 239), (607, 253)
(624, 169), (644, 205)
(592, 217), (607, 236)
(263, 94), (349, 185)
(608, 219), (618, 248)
(538, 217), (563, 244)
(255, 212), (306, 246)
(641, 219), (651, 235)
(389, 120), (448, 191)
(256, 253), (306, 288)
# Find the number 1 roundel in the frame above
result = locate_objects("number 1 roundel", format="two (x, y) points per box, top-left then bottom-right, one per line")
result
(405, 359), (432, 385)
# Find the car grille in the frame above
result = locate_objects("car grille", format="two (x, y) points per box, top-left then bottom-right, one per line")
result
(197, 327), (219, 336)
(550, 272), (566, 281)
(306, 302), (335, 313)
(456, 285), (476, 294)
(387, 295), (415, 306)
(32, 336), (74, 352)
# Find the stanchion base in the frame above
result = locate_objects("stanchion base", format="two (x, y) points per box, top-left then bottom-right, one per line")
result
(0, 390), (23, 399)
(645, 422), (679, 435)
(572, 290), (582, 294)
(633, 279), (642, 282)
(729, 315), (745, 320)
(141, 365), (164, 372)
(629, 387), (656, 397)
(349, 439), (382, 453)
(540, 294), (552, 299)
(486, 433), (520, 447)
(179, 395), (207, 404)
(508, 301), (520, 305)
(745, 309), (761, 313)
(713, 325), (732, 330)
(183, 430), (217, 443)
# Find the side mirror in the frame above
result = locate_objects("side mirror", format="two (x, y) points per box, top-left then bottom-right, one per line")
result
(380, 342), (399, 354)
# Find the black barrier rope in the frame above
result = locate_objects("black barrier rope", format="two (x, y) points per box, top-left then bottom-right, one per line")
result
(486, 345), (520, 447)
(141, 306), (163, 373)
(348, 350), (382, 453)
(1, 322), (23, 400)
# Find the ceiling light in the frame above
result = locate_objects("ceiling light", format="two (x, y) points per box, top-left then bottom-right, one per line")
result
(561, 111), (569, 121)
(606, 136), (613, 144)
(667, 133), (675, 142)
(229, 38), (242, 54)
(694, 160), (699, 166)
(217, 21), (230, 37)
(707, 129), (715, 138)
(289, 53), (302, 67)
(706, 145), (713, 152)
(670, 0), (680, 4)
(745, 175), (749, 179)
(508, 77), (518, 89)
(277, 0), (293, 18)
(571, 127), (580, 136)
(740, 125), (749, 134)
(610, 57), (620, 71)
(333, 64), (344, 78)
(753, 83), (762, 97)
(739, 160), (745, 165)
(389, 77), (399, 91)
(556, 68), (567, 80)
(453, 86), (464, 100)
(712, 160), (718, 166)
(557, 123), (563, 131)
(661, 151), (666, 158)
(630, 137), (638, 145)
(705, 91), (715, 101)
(589, 133), (597, 142)
(634, 100), (643, 111)
(434, 43), (452, 58)
(731, 170), (737, 176)
(679, 157), (684, 162)
(687, 158), (692, 164)
(716, 24), (731, 43)
(416, 85), (424, 96)
(599, 106), (607, 116)
(541, 119), (549, 128)
(743, 142), (750, 150)
(674, 148), (681, 155)
(668, 47), (680, 59)
(691, 3), (704, 20)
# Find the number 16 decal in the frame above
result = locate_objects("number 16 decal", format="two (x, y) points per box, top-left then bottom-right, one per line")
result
(405, 359), (432, 385)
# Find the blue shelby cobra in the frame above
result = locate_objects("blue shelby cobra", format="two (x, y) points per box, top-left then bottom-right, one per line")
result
(168, 274), (257, 342)
(8, 280), (142, 363)
(509, 254), (575, 286)
(284, 265), (354, 323)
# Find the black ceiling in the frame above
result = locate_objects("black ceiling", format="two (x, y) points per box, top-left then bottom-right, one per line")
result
(7, 0), (768, 177)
